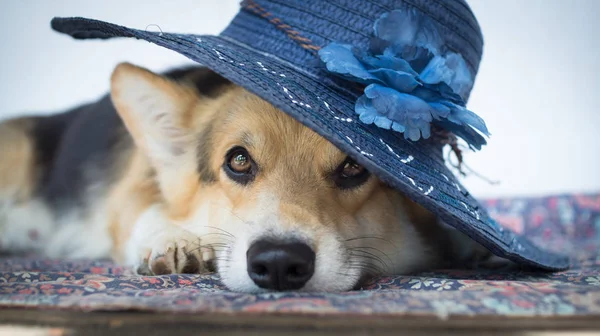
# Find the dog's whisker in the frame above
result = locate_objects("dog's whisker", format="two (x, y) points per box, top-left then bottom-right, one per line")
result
(198, 232), (236, 240)
(348, 250), (390, 272)
(344, 235), (396, 246)
(191, 242), (231, 248)
(345, 256), (384, 274)
(345, 264), (381, 276)
(349, 255), (387, 270)
(218, 205), (255, 227)
(347, 246), (394, 268)
(200, 226), (236, 238)
(184, 244), (231, 255)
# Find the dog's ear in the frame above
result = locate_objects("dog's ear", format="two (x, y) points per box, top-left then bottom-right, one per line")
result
(110, 62), (200, 214)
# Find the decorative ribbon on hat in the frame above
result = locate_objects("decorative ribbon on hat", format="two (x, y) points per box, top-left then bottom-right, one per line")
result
(319, 9), (490, 150)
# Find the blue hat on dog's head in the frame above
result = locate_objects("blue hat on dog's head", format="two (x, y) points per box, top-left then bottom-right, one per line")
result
(51, 0), (569, 270)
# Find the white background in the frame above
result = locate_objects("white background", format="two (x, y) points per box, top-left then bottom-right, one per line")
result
(1, 0), (598, 198)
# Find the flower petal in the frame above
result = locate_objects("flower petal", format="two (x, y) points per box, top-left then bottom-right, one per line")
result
(434, 119), (487, 150)
(413, 84), (465, 106)
(319, 43), (382, 85)
(368, 68), (420, 93)
(365, 84), (432, 122)
(444, 53), (473, 99)
(359, 111), (377, 124)
(361, 54), (417, 75)
(405, 127), (422, 141)
(391, 122), (406, 132)
(374, 116), (393, 129)
(355, 94), (377, 124)
(362, 84), (433, 141)
(442, 102), (490, 136)
(374, 9), (444, 55)
(429, 102), (451, 119)
(420, 53), (473, 99)
(420, 55), (453, 85)
(420, 124), (431, 139)
(383, 45), (435, 73)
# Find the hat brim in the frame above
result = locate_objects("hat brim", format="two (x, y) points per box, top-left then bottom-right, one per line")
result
(50, 17), (569, 271)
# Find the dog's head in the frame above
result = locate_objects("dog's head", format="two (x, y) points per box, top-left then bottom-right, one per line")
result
(110, 63), (438, 292)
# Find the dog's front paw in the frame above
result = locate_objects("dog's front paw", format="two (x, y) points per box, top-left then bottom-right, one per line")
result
(125, 206), (216, 276)
(127, 226), (214, 275)
(139, 236), (214, 276)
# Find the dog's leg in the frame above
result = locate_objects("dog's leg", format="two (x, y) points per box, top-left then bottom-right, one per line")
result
(107, 153), (213, 275)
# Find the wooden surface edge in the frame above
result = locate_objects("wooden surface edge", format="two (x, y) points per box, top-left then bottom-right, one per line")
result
(1, 308), (600, 335)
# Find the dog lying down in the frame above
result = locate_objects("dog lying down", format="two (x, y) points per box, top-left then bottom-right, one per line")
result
(0, 63), (491, 292)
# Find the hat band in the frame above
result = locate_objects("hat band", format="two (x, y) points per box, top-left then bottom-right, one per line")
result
(241, 0), (321, 55)
(219, 2), (324, 76)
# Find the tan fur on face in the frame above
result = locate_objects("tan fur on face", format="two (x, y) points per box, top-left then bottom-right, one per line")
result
(197, 90), (437, 291)
(207, 91), (388, 231)
(107, 63), (452, 292)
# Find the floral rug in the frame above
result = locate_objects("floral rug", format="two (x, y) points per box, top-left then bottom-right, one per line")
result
(1, 194), (599, 318)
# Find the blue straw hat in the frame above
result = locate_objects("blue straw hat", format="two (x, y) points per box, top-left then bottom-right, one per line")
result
(51, 0), (569, 270)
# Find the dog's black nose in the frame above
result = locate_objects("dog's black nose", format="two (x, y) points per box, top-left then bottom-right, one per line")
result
(247, 240), (315, 291)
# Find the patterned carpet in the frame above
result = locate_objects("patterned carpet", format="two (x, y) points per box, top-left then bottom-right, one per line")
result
(1, 194), (599, 318)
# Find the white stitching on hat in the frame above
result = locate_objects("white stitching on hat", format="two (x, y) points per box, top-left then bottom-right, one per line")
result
(401, 172), (422, 191)
(423, 186), (434, 196)
(460, 201), (480, 220)
(256, 61), (286, 78)
(212, 48), (234, 63)
(276, 83), (311, 108)
(400, 172), (434, 196)
(321, 100), (353, 123)
(378, 139), (413, 164)
(353, 145), (374, 157)
(212, 48), (226, 60)
(343, 136), (372, 157)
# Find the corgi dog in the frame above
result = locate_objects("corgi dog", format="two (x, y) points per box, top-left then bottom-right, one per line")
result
(0, 63), (488, 292)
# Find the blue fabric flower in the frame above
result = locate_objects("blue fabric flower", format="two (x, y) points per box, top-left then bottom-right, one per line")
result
(318, 8), (490, 150)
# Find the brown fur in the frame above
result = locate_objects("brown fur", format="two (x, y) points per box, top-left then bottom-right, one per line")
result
(0, 118), (38, 203)
(106, 152), (160, 262)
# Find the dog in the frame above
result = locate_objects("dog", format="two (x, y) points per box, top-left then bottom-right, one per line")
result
(0, 63), (489, 292)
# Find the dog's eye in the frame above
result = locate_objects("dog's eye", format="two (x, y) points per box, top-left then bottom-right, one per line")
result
(332, 157), (370, 190)
(230, 152), (251, 173)
(224, 146), (256, 184)
(341, 160), (365, 178)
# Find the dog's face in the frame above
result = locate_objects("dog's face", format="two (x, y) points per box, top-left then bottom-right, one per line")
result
(111, 63), (434, 292)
